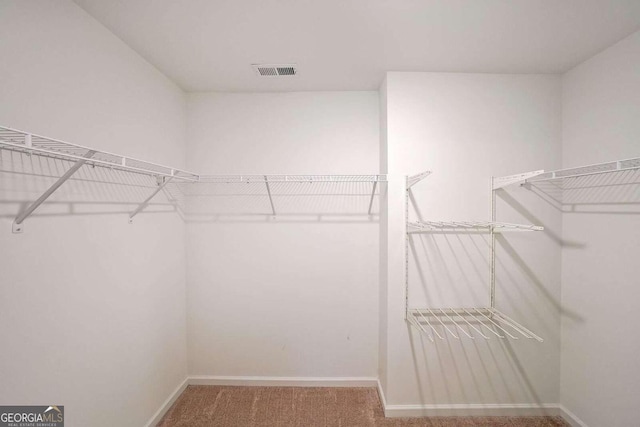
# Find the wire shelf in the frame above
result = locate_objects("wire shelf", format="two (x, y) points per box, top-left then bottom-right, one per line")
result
(1, 125), (387, 229)
(527, 157), (640, 183)
(405, 171), (545, 344)
(407, 307), (543, 342)
(408, 220), (543, 233)
(493, 157), (640, 189)
(196, 175), (386, 183)
(0, 126), (199, 181)
(166, 176), (383, 216)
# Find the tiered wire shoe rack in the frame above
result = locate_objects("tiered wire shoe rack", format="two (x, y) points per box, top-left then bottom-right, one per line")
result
(0, 126), (385, 232)
(404, 171), (546, 342)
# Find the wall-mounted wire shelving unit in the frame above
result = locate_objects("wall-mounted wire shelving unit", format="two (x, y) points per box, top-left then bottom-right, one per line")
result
(493, 157), (640, 190)
(0, 126), (386, 232)
(494, 157), (640, 207)
(0, 126), (199, 233)
(165, 174), (386, 218)
(406, 156), (639, 341)
(404, 171), (545, 342)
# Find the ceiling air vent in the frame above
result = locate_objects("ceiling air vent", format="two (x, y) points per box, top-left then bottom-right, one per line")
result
(253, 64), (297, 77)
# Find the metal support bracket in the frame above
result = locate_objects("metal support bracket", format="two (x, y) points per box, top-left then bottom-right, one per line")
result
(404, 176), (410, 320)
(129, 175), (175, 223)
(489, 177), (496, 309)
(492, 170), (545, 190)
(407, 171), (432, 189)
(367, 181), (378, 215)
(12, 150), (97, 233)
(264, 175), (276, 215)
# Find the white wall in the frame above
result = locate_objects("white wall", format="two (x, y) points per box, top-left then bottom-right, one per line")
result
(380, 72), (563, 410)
(0, 2), (188, 426)
(560, 30), (640, 427)
(186, 92), (380, 378)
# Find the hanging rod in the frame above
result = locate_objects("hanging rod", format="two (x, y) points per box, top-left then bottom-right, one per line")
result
(0, 126), (199, 181)
(407, 220), (543, 233)
(408, 307), (543, 342)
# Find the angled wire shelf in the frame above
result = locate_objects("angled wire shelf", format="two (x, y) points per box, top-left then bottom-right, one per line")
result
(408, 220), (543, 233)
(0, 126), (198, 181)
(493, 157), (640, 207)
(407, 308), (543, 342)
(0, 125), (201, 232)
(526, 157), (640, 184)
(493, 156), (640, 189)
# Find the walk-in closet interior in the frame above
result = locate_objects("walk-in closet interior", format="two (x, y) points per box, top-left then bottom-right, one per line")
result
(1, 1), (639, 426)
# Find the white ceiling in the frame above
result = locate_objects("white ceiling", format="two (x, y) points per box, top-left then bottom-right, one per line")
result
(74, 0), (640, 92)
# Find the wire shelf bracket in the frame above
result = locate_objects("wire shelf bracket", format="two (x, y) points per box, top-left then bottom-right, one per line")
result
(407, 171), (432, 188)
(367, 181), (378, 215)
(492, 170), (545, 190)
(129, 176), (176, 223)
(12, 149), (97, 233)
(264, 175), (276, 215)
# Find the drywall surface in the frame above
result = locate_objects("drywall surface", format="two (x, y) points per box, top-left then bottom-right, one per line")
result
(560, 30), (640, 427)
(380, 72), (563, 409)
(186, 92), (380, 377)
(0, 2), (188, 426)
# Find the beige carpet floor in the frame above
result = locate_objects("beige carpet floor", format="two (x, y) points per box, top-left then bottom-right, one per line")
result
(157, 386), (569, 427)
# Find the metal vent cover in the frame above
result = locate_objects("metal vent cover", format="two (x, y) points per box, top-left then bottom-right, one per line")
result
(252, 64), (297, 77)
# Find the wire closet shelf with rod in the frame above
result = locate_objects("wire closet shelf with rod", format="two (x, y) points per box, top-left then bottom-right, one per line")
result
(0, 125), (386, 232)
(404, 171), (546, 343)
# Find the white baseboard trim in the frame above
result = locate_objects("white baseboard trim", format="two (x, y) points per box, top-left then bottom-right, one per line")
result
(144, 378), (189, 427)
(188, 375), (379, 388)
(377, 380), (560, 418)
(376, 379), (387, 411)
(558, 405), (589, 427)
(382, 403), (561, 418)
